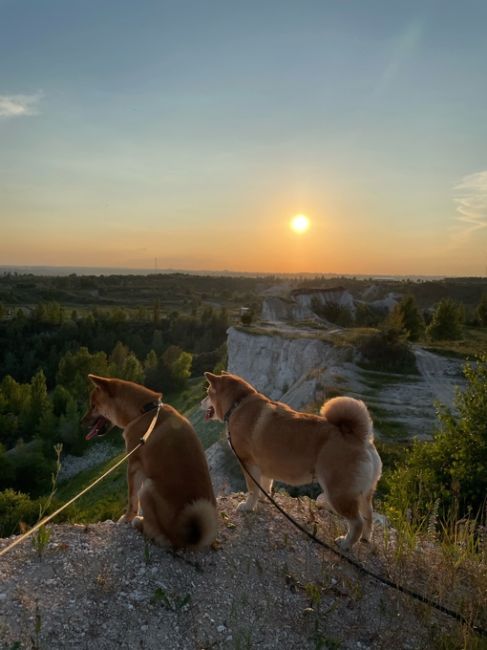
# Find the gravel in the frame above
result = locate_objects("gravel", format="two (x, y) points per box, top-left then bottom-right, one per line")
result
(0, 494), (460, 649)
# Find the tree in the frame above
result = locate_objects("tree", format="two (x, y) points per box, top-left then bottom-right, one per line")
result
(160, 346), (192, 393)
(476, 293), (487, 326)
(28, 369), (51, 433)
(387, 295), (424, 341)
(0, 443), (14, 489)
(56, 347), (109, 403)
(426, 298), (464, 341)
(385, 354), (487, 525)
(58, 396), (84, 454)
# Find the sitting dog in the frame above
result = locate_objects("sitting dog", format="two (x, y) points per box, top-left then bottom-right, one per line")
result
(83, 374), (217, 550)
(203, 371), (381, 551)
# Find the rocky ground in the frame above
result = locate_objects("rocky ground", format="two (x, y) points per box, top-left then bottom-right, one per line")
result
(0, 494), (479, 650)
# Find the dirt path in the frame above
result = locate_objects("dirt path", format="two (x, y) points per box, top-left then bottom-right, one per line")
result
(413, 347), (459, 407)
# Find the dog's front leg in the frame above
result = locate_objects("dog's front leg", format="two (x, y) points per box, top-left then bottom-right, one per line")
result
(237, 463), (263, 512)
(118, 459), (144, 523)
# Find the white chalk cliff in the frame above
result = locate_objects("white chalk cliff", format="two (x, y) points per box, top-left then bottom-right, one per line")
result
(226, 326), (347, 409)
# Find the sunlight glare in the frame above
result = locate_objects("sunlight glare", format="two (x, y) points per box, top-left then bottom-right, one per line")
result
(290, 214), (310, 234)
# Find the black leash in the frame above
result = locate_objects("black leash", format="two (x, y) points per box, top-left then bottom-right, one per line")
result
(224, 410), (487, 638)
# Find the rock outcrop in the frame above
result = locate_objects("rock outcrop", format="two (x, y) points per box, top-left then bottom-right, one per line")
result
(227, 326), (347, 409)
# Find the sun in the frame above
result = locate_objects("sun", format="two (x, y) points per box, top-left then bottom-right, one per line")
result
(290, 214), (310, 234)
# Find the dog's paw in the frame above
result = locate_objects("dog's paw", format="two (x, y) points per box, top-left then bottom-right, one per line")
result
(118, 513), (134, 524)
(237, 500), (257, 513)
(335, 535), (353, 552)
(131, 516), (144, 532)
(316, 493), (327, 509)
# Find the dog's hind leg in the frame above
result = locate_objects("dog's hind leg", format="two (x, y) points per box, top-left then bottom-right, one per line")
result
(258, 476), (273, 502)
(328, 494), (364, 552)
(359, 491), (374, 543)
(237, 463), (263, 512)
(136, 480), (171, 548)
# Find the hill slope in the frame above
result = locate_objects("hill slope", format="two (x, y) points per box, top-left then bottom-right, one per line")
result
(1, 494), (483, 650)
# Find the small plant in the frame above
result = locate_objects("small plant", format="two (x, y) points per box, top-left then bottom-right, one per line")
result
(32, 444), (63, 559)
(304, 582), (322, 609)
(143, 537), (152, 564)
(150, 587), (191, 611)
(32, 524), (51, 560)
(30, 601), (42, 650)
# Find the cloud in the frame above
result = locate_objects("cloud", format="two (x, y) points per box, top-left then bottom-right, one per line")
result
(0, 93), (42, 118)
(453, 170), (487, 240)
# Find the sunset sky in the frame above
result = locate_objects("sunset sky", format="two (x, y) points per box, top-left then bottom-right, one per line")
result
(1, 0), (486, 276)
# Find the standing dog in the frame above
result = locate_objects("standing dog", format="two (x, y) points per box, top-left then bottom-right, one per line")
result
(203, 371), (381, 551)
(83, 374), (217, 550)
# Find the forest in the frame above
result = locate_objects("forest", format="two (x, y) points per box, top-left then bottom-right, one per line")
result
(0, 273), (251, 507)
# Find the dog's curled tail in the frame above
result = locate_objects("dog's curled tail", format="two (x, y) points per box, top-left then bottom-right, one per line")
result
(176, 499), (218, 550)
(320, 396), (373, 442)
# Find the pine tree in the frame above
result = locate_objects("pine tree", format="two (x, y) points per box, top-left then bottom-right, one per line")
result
(388, 295), (424, 341)
(426, 298), (464, 340)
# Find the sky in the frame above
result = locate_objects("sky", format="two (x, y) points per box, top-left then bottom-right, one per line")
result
(1, 0), (486, 276)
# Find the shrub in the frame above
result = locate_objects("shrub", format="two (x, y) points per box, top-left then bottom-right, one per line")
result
(0, 489), (42, 537)
(311, 299), (354, 327)
(384, 354), (487, 527)
(357, 328), (417, 373)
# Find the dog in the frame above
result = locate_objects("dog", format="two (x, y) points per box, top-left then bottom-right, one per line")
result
(83, 374), (217, 550)
(203, 371), (382, 551)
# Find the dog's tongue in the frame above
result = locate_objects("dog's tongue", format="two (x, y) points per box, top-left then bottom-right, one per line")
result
(85, 416), (109, 440)
(205, 406), (215, 420)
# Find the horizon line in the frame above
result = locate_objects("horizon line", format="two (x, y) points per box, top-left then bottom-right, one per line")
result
(0, 264), (483, 281)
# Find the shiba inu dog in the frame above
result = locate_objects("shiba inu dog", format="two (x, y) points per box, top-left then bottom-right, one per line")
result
(83, 375), (217, 550)
(203, 371), (382, 551)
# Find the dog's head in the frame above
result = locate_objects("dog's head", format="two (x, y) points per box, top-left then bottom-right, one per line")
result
(202, 371), (256, 422)
(82, 374), (117, 440)
(82, 374), (163, 440)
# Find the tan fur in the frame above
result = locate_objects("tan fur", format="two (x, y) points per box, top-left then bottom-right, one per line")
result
(83, 375), (217, 550)
(203, 372), (382, 551)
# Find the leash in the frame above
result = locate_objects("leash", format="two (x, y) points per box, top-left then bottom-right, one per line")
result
(224, 409), (487, 638)
(0, 403), (162, 559)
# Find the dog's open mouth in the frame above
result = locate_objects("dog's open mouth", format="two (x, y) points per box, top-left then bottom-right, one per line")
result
(85, 416), (111, 440)
(205, 405), (215, 420)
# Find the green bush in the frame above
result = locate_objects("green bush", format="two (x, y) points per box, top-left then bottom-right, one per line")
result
(384, 354), (487, 527)
(11, 441), (56, 496)
(311, 299), (354, 327)
(357, 328), (418, 373)
(0, 489), (42, 537)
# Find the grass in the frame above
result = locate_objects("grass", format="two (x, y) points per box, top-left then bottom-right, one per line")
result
(372, 415), (412, 441)
(424, 327), (487, 359)
(358, 368), (421, 391)
(55, 451), (127, 523)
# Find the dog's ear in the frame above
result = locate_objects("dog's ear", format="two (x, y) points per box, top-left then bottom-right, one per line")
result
(204, 372), (219, 384)
(88, 374), (114, 395)
(221, 370), (230, 375)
